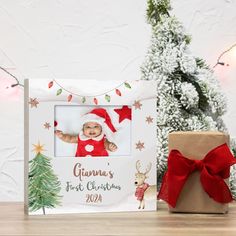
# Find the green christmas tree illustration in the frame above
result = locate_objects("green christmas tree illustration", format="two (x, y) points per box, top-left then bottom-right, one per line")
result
(29, 142), (62, 215)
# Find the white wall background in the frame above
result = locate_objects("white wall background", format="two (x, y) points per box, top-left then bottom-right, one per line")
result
(0, 0), (236, 201)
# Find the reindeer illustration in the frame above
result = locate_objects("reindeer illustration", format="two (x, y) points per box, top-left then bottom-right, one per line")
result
(135, 160), (156, 209)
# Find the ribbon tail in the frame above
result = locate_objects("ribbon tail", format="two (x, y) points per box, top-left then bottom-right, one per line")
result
(158, 150), (194, 208)
(200, 168), (233, 203)
(158, 171), (189, 208)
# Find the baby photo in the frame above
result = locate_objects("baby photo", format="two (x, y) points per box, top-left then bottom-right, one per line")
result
(54, 105), (132, 157)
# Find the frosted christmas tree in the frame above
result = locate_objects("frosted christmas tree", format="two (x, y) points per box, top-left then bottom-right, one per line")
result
(141, 0), (236, 196)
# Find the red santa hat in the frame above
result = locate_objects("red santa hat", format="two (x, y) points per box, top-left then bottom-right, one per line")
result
(81, 108), (117, 133)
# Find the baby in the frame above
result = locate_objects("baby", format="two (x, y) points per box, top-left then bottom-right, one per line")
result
(55, 108), (117, 157)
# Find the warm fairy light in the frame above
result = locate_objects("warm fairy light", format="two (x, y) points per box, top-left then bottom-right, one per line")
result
(0, 75), (22, 101)
(213, 43), (236, 86)
(0, 66), (23, 88)
(0, 66), (23, 101)
(214, 43), (236, 68)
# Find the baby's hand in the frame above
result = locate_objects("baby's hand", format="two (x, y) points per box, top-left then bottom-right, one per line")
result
(55, 130), (63, 138)
(108, 142), (117, 152)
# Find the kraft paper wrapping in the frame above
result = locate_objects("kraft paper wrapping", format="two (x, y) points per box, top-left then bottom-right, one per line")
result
(168, 131), (229, 214)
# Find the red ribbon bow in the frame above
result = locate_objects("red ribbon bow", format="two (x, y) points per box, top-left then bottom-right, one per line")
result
(158, 143), (236, 208)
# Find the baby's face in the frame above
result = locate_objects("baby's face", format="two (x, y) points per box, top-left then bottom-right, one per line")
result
(83, 122), (102, 138)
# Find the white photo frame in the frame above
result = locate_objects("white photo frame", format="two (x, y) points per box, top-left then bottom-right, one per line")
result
(24, 79), (157, 215)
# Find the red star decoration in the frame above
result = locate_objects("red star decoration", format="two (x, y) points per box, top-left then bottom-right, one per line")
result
(114, 106), (132, 123)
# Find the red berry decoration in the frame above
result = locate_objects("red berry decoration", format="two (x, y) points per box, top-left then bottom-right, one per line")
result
(48, 81), (54, 88)
(54, 120), (58, 127)
(67, 94), (72, 102)
(94, 98), (98, 105)
(115, 89), (122, 96)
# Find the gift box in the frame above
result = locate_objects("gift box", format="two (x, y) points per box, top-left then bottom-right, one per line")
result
(158, 131), (236, 214)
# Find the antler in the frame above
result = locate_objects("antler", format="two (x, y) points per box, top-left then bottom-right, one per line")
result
(136, 160), (141, 173)
(144, 162), (152, 175)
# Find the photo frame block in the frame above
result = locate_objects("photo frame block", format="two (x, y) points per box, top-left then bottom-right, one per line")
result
(24, 79), (157, 215)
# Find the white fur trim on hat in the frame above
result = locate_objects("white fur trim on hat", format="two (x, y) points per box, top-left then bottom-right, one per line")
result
(81, 113), (104, 126)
